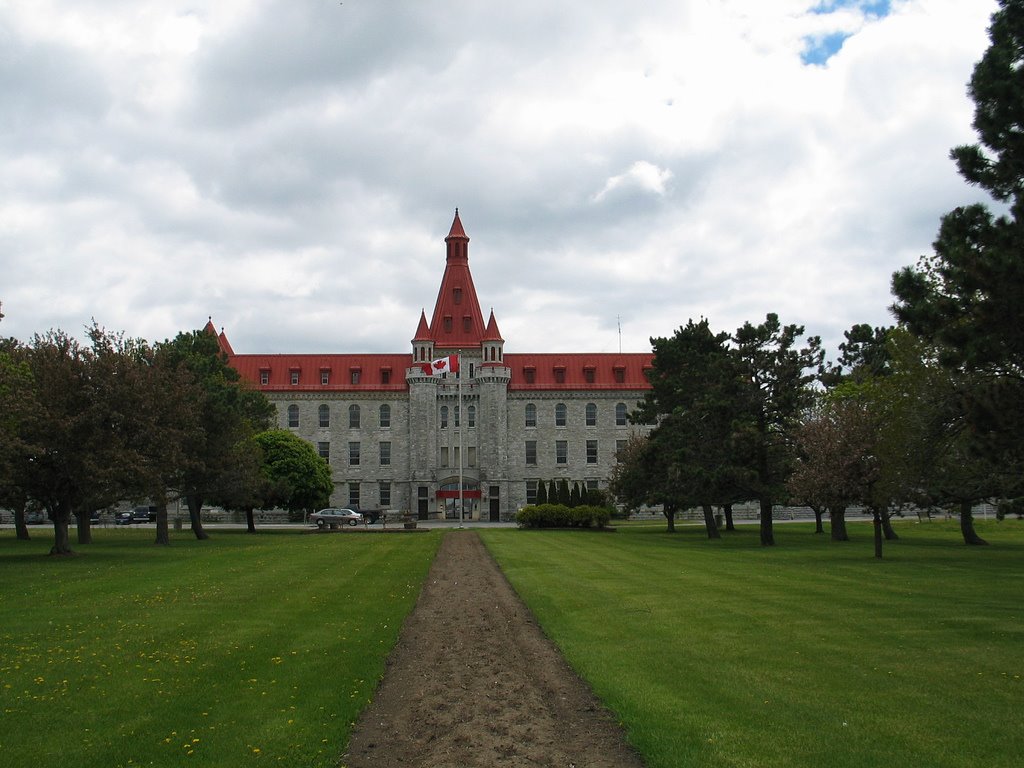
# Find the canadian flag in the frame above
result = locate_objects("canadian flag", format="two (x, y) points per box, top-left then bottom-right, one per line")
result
(422, 355), (459, 376)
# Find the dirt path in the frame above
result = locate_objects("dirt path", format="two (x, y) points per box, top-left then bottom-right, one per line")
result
(341, 530), (646, 768)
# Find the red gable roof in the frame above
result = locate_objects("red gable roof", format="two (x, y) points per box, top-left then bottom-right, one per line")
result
(505, 353), (652, 391)
(230, 354), (412, 392)
(426, 209), (486, 351)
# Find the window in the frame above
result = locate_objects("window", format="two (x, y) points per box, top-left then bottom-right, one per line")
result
(585, 403), (597, 426)
(468, 446), (476, 467)
(584, 367), (595, 384)
(379, 481), (391, 508)
(525, 403), (536, 427)
(526, 480), (538, 506)
(287, 404), (299, 428)
(379, 404), (391, 428)
(321, 369), (330, 385)
(290, 370), (300, 385)
(524, 367), (535, 384)
(317, 441), (330, 460)
(556, 441), (568, 464)
(441, 447), (449, 467)
(349, 404), (360, 429)
(454, 405), (460, 428)
(615, 403), (628, 426)
(463, 316), (471, 332)
(586, 440), (598, 464)
(348, 442), (360, 466)
(380, 441), (391, 466)
(350, 368), (361, 385)
(467, 405), (475, 428)
(616, 439), (627, 459)
(319, 404), (330, 428)
(381, 369), (391, 385)
(260, 369), (270, 385)
(440, 406), (449, 429)
(555, 403), (567, 427)
(554, 367), (565, 384)
(444, 316), (453, 332)
(614, 366), (626, 384)
(525, 440), (537, 466)
(454, 287), (462, 304)
(348, 483), (360, 508)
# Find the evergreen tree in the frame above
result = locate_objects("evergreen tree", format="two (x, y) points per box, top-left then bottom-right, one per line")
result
(536, 479), (548, 505)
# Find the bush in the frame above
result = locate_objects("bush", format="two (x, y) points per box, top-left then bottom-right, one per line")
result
(515, 504), (610, 529)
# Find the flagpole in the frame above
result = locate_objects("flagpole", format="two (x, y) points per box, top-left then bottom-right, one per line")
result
(458, 349), (464, 527)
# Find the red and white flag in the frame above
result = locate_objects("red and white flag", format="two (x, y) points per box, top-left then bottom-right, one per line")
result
(422, 355), (459, 376)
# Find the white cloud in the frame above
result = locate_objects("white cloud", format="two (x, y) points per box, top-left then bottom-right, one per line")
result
(0, 0), (1001, 360)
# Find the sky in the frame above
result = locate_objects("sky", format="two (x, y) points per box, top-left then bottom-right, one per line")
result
(0, 0), (1001, 359)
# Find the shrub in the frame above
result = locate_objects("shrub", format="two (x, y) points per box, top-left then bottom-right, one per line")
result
(515, 504), (610, 529)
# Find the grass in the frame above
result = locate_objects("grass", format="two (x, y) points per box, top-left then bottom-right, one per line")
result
(479, 518), (1024, 768)
(0, 527), (440, 768)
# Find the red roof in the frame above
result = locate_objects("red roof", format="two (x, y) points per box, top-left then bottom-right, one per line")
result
(482, 309), (503, 342)
(230, 354), (412, 392)
(504, 353), (652, 391)
(426, 210), (487, 350)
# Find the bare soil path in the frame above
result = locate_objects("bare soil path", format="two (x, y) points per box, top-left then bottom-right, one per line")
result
(341, 530), (646, 768)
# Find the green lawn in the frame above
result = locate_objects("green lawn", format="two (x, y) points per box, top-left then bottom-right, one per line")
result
(0, 528), (440, 768)
(480, 519), (1024, 768)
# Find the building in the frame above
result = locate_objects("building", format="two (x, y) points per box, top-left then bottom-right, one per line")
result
(221, 211), (654, 521)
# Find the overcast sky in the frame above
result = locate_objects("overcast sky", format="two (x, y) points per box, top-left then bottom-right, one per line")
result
(0, 0), (1000, 359)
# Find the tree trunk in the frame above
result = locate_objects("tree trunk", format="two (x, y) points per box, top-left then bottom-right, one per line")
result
(75, 511), (93, 545)
(810, 504), (824, 534)
(759, 496), (774, 546)
(701, 503), (721, 540)
(186, 495), (209, 540)
(872, 507), (883, 559)
(154, 502), (170, 546)
(959, 500), (989, 545)
(881, 509), (899, 541)
(13, 504), (30, 541)
(49, 501), (73, 556)
(664, 504), (676, 533)
(723, 503), (736, 532)
(829, 505), (849, 542)
(245, 507), (256, 533)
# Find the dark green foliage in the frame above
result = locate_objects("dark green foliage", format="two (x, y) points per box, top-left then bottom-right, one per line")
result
(570, 482), (581, 508)
(536, 479), (548, 505)
(557, 479), (570, 506)
(253, 429), (333, 516)
(514, 504), (611, 529)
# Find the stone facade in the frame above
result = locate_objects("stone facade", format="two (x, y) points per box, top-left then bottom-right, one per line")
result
(224, 212), (653, 521)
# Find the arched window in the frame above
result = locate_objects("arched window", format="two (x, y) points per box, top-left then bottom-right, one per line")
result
(318, 404), (330, 428)
(555, 403), (567, 427)
(440, 405), (449, 429)
(586, 403), (597, 426)
(525, 403), (536, 428)
(287, 404), (299, 428)
(379, 404), (391, 428)
(615, 403), (628, 426)
(349, 404), (360, 429)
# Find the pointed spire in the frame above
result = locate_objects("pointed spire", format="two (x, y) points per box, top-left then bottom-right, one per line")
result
(482, 309), (504, 342)
(412, 309), (431, 341)
(429, 211), (485, 349)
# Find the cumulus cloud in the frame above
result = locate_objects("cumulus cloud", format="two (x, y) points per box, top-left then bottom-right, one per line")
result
(0, 0), (1001, 359)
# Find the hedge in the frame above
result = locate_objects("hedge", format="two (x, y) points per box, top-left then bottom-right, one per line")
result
(514, 504), (611, 529)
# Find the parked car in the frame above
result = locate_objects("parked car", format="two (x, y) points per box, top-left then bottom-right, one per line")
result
(25, 510), (46, 525)
(114, 507), (156, 525)
(310, 508), (363, 528)
(114, 511), (134, 525)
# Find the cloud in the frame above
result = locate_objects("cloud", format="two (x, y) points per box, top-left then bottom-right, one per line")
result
(0, 0), (1002, 362)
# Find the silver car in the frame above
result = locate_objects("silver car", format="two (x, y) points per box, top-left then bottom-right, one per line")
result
(310, 508), (363, 528)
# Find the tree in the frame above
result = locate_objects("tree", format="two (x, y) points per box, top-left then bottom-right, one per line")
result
(157, 329), (274, 539)
(536, 479), (548, 505)
(609, 433), (680, 531)
(0, 337), (36, 541)
(252, 430), (333, 520)
(892, 0), (1024, 485)
(732, 314), (823, 546)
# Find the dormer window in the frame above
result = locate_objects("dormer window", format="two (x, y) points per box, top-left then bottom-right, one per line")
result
(290, 369), (300, 386)
(554, 367), (566, 384)
(320, 368), (331, 386)
(260, 369), (270, 386)
(381, 368), (391, 385)
(350, 367), (361, 385)
(613, 365), (626, 384)
(583, 366), (595, 384)
(463, 316), (471, 332)
(523, 367), (535, 384)
(444, 316), (453, 332)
